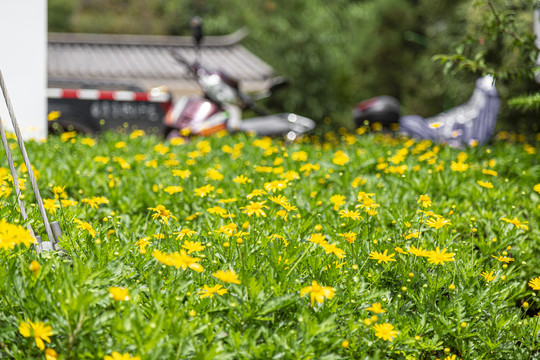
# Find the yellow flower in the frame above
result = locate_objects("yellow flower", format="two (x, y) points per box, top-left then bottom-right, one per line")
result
(281, 170), (300, 181)
(198, 284), (228, 298)
(29, 261), (41, 277)
(351, 176), (367, 188)
(332, 150), (350, 165)
(51, 185), (66, 199)
(175, 228), (197, 240)
(129, 129), (145, 139)
(81, 196), (109, 209)
(136, 237), (151, 254)
(300, 280), (335, 307)
(164, 159), (179, 167)
(247, 189), (267, 199)
(330, 194), (346, 210)
(47, 110), (61, 121)
(144, 159), (158, 169)
(356, 196), (380, 212)
(426, 215), (451, 229)
(153, 143), (170, 155)
(457, 152), (467, 162)
(218, 198), (237, 204)
(185, 212), (201, 221)
(338, 232), (357, 243)
(407, 245), (429, 257)
(163, 186), (183, 194)
(417, 194), (432, 208)
(43, 199), (60, 214)
(291, 151), (308, 161)
(501, 217), (529, 231)
(104, 352), (141, 360)
(0, 220), (35, 249)
(182, 240), (205, 254)
(216, 223), (238, 237)
(529, 276), (540, 290)
(148, 205), (177, 224)
(213, 269), (241, 284)
(207, 168), (224, 181)
(299, 163), (320, 175)
(207, 206), (227, 216)
(19, 320), (53, 350)
(534, 184), (540, 194)
(240, 201), (269, 217)
(307, 233), (326, 245)
(477, 180), (494, 189)
(373, 323), (398, 342)
(338, 209), (363, 220)
(482, 168), (498, 177)
(395, 247), (408, 255)
(369, 250), (396, 264)
(450, 161), (469, 172)
(73, 218), (97, 238)
(109, 287), (130, 301)
(61, 199), (78, 207)
(268, 194), (291, 208)
(172, 169), (191, 179)
(366, 302), (386, 314)
(233, 174), (250, 184)
(404, 231), (419, 240)
(171, 250), (204, 272)
(491, 254), (514, 263)
(61, 131), (77, 142)
(276, 209), (289, 221)
(152, 249), (174, 267)
(264, 180), (287, 192)
(321, 242), (346, 259)
(153, 249), (204, 273)
(114, 157), (131, 169)
(194, 184), (215, 197)
(426, 247), (455, 265)
(357, 192), (375, 204)
(481, 270), (497, 282)
(93, 156), (110, 164)
(45, 348), (58, 360)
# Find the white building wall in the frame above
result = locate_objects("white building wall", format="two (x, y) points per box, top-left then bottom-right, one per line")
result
(0, 1), (47, 140)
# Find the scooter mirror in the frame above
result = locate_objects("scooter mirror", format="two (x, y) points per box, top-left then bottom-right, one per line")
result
(190, 16), (203, 46)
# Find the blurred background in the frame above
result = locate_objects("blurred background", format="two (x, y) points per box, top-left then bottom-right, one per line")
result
(48, 0), (540, 132)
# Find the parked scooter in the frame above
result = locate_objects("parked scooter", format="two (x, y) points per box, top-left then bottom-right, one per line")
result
(353, 76), (500, 147)
(164, 17), (315, 141)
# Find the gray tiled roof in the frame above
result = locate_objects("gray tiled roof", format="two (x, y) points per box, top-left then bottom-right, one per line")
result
(48, 31), (274, 95)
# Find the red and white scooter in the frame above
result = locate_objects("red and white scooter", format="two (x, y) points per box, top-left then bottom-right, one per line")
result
(163, 17), (315, 141)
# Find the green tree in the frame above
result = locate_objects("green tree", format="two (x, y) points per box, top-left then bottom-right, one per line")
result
(48, 0), (77, 32)
(434, 0), (540, 132)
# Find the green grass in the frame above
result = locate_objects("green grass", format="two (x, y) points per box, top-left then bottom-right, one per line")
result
(0, 128), (539, 360)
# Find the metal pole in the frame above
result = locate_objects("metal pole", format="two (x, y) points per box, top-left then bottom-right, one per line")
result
(0, 70), (54, 247)
(0, 115), (37, 241)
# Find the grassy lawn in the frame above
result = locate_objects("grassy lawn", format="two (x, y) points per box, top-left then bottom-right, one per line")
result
(1, 128), (539, 359)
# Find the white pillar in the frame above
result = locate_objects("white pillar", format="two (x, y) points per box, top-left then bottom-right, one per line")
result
(0, 1), (47, 140)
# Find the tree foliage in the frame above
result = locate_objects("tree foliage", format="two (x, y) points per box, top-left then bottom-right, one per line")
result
(47, 0), (539, 130)
(435, 0), (540, 129)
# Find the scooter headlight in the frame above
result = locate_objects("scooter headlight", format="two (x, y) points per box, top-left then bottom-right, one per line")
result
(199, 73), (238, 104)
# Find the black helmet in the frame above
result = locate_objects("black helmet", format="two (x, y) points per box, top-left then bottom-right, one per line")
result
(353, 96), (401, 128)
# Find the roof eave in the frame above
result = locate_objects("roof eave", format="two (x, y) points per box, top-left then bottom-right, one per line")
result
(48, 28), (249, 47)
